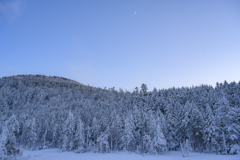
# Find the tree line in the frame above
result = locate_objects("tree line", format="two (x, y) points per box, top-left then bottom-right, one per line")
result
(0, 75), (239, 158)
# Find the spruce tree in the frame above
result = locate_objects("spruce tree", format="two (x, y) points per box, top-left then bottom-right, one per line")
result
(0, 115), (20, 157)
(61, 112), (75, 152)
(203, 105), (219, 153)
(122, 114), (135, 152)
(74, 118), (85, 153)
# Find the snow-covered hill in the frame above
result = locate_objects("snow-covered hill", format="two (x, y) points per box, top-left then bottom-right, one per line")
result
(0, 75), (240, 159)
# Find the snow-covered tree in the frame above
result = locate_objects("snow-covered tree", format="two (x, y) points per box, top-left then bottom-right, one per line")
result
(97, 132), (109, 153)
(91, 117), (99, 146)
(0, 115), (20, 157)
(203, 105), (219, 153)
(52, 123), (60, 147)
(216, 95), (240, 154)
(74, 118), (85, 153)
(122, 114), (135, 152)
(153, 124), (167, 154)
(26, 118), (38, 150)
(85, 125), (91, 150)
(62, 112), (75, 152)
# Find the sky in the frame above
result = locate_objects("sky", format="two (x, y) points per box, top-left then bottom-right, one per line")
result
(0, 0), (240, 91)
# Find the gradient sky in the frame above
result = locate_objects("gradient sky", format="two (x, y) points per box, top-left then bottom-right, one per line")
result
(0, 0), (240, 91)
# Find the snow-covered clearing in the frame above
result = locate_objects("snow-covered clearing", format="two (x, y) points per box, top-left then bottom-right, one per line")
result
(18, 149), (240, 160)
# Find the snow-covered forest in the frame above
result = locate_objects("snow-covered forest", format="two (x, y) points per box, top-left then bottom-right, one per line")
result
(0, 75), (240, 158)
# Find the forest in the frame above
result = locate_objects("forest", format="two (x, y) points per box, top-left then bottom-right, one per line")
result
(0, 75), (239, 158)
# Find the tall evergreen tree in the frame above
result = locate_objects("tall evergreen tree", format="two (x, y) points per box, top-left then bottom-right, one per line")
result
(0, 115), (20, 157)
(122, 114), (135, 152)
(74, 118), (85, 153)
(203, 105), (219, 153)
(61, 112), (75, 152)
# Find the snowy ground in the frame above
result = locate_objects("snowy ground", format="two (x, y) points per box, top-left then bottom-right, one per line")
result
(16, 149), (240, 160)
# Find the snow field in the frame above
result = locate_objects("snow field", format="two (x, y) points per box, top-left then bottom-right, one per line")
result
(18, 149), (240, 160)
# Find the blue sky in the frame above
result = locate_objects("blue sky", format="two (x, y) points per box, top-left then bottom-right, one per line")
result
(0, 0), (240, 91)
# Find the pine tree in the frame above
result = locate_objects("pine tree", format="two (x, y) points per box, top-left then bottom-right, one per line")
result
(177, 101), (191, 143)
(142, 134), (152, 154)
(27, 118), (38, 150)
(97, 132), (109, 153)
(112, 114), (122, 151)
(0, 115), (20, 157)
(91, 117), (99, 147)
(52, 124), (60, 147)
(74, 118), (85, 153)
(40, 128), (48, 149)
(121, 114), (135, 152)
(165, 102), (178, 150)
(203, 105), (219, 153)
(133, 105), (143, 150)
(61, 112), (75, 152)
(216, 95), (239, 154)
(86, 125), (91, 150)
(190, 103), (204, 152)
(154, 123), (167, 154)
